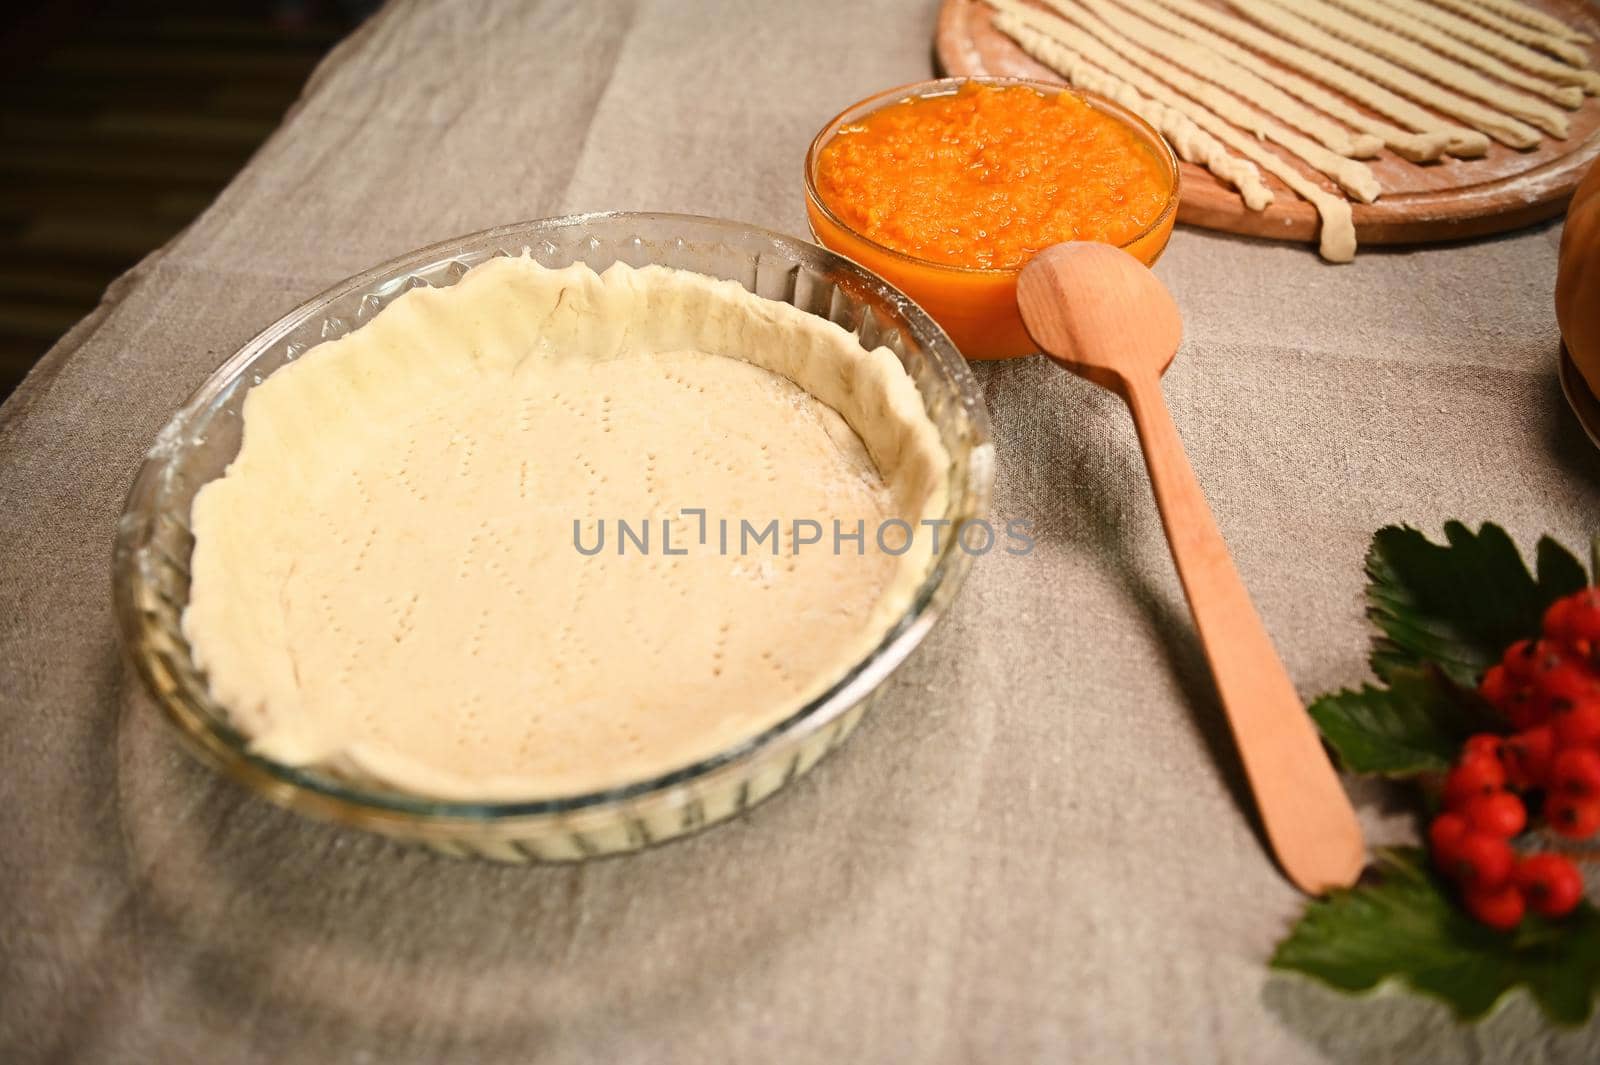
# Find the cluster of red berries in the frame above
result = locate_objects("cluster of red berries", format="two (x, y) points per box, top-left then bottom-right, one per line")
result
(1428, 588), (1600, 931)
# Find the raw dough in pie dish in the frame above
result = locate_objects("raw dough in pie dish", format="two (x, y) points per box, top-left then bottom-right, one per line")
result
(183, 256), (950, 799)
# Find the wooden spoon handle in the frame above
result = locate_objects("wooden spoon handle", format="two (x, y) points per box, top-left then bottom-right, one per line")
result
(1122, 370), (1365, 894)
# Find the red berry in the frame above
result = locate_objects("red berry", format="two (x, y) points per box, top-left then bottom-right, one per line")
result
(1550, 747), (1600, 797)
(1443, 832), (1515, 887)
(1513, 854), (1585, 919)
(1503, 686), (1548, 730)
(1544, 589), (1600, 647)
(1544, 595), (1578, 640)
(1502, 726), (1557, 789)
(1461, 792), (1527, 838)
(1526, 641), (1589, 716)
(1463, 882), (1526, 931)
(1536, 664), (1600, 715)
(1463, 733), (1504, 760)
(1547, 795), (1600, 839)
(1503, 639), (1539, 680)
(1429, 812), (1471, 868)
(1553, 700), (1600, 750)
(1510, 694), (1549, 729)
(1443, 754), (1507, 808)
(1479, 664), (1514, 710)
(1530, 639), (1576, 677)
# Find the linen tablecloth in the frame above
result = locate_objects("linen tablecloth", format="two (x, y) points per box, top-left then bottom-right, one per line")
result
(4, 1), (1599, 1061)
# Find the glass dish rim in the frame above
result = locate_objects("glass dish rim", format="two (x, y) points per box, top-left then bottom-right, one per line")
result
(804, 75), (1182, 277)
(112, 210), (994, 824)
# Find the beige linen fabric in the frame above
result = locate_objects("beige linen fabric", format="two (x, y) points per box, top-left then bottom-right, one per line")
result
(2, 1), (1598, 1062)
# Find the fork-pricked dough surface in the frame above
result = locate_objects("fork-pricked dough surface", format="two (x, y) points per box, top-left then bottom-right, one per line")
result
(183, 257), (949, 799)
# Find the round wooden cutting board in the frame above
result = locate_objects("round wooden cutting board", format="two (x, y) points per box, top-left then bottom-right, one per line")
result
(936, 0), (1600, 244)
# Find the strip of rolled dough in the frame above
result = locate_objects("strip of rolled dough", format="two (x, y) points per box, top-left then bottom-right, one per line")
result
(1079, 0), (1381, 157)
(1319, 0), (1582, 109)
(1117, 0), (1450, 162)
(989, 11), (1274, 210)
(1430, 0), (1591, 64)
(1144, 0), (1489, 157)
(987, 0), (1357, 262)
(1257, 0), (1570, 136)
(1460, 0), (1593, 42)
(1373, 0), (1600, 95)
(1028, 0), (1380, 201)
(1230, 0), (1543, 149)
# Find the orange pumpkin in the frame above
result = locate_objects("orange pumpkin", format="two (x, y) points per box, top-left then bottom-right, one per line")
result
(1557, 156), (1600, 398)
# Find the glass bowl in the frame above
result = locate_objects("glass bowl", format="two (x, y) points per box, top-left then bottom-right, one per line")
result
(113, 212), (994, 862)
(805, 76), (1181, 361)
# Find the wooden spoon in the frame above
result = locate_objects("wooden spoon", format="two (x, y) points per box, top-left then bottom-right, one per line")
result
(1017, 242), (1365, 895)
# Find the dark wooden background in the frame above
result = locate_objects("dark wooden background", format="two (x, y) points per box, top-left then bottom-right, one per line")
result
(0, 1), (362, 400)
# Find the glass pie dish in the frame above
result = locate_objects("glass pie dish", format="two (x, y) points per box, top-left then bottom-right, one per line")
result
(113, 212), (994, 861)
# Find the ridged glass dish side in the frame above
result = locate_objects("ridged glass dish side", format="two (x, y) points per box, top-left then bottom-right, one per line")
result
(114, 212), (994, 862)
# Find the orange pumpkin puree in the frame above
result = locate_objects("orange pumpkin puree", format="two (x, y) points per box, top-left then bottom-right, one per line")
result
(815, 83), (1170, 270)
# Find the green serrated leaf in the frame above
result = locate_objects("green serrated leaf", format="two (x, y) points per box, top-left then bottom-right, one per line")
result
(1272, 848), (1600, 1025)
(1309, 668), (1500, 776)
(1537, 536), (1590, 602)
(1365, 523), (1585, 687)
